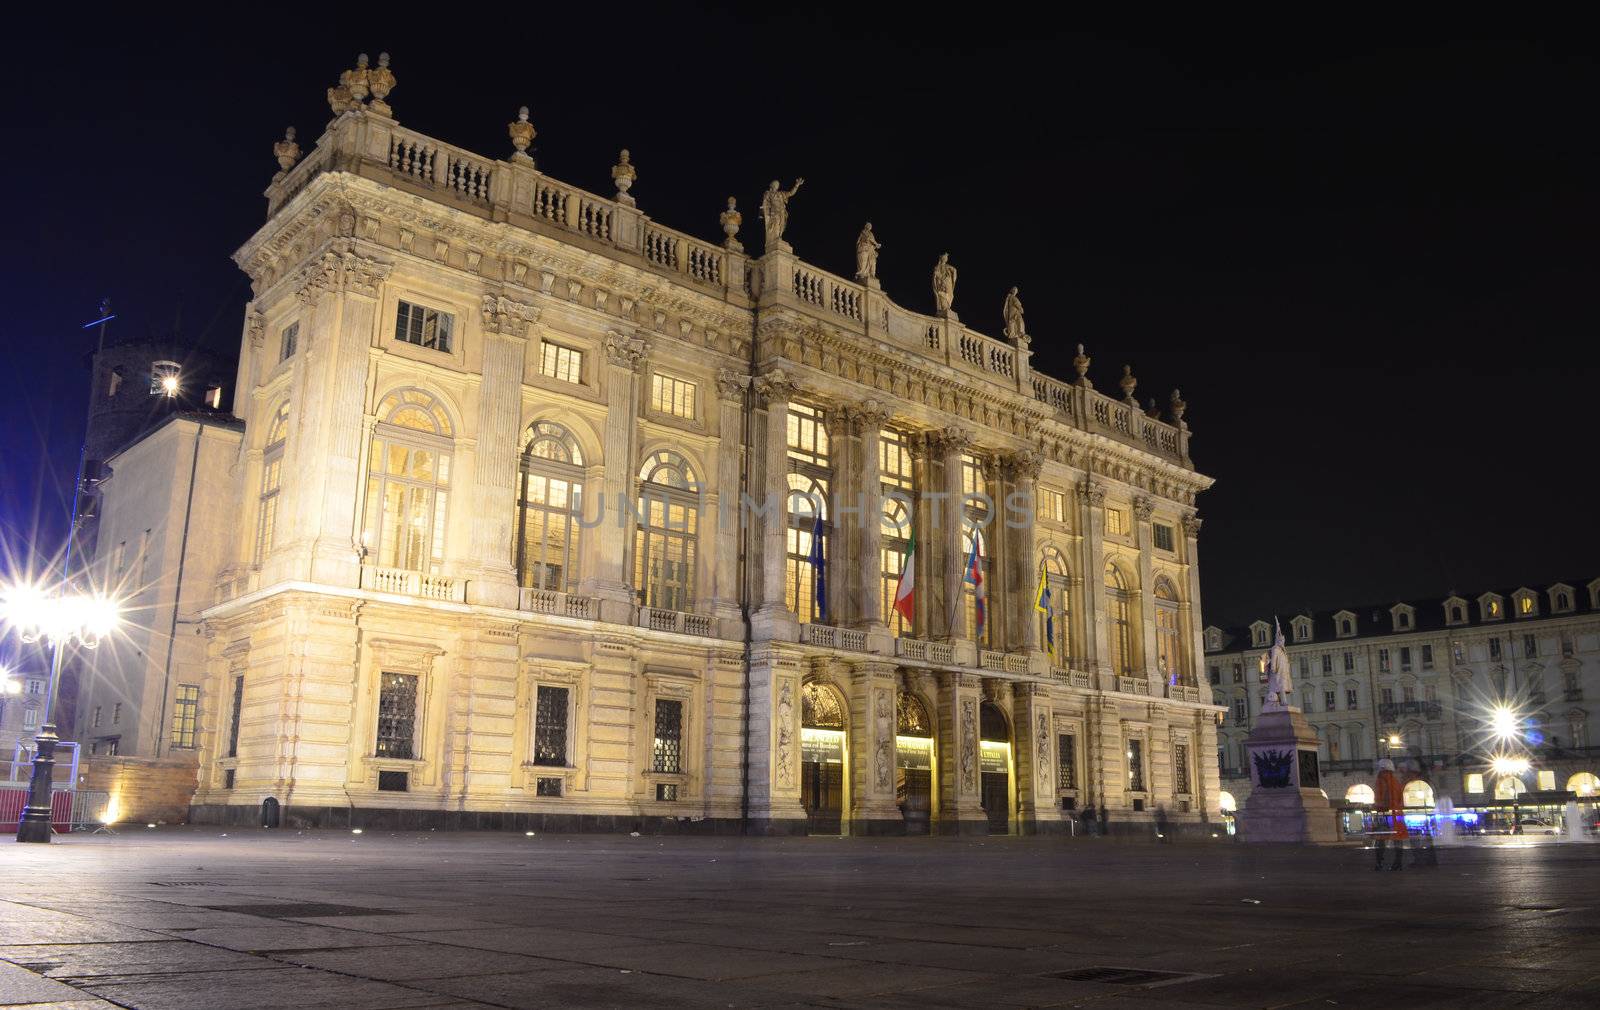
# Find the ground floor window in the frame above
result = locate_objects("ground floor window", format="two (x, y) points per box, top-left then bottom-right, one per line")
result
(1173, 742), (1191, 795)
(375, 673), (418, 759)
(1126, 738), (1145, 793)
(652, 699), (683, 773)
(1057, 733), (1077, 790)
(534, 685), (570, 767)
(172, 685), (200, 749)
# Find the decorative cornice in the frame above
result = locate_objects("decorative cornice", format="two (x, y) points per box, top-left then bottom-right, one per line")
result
(293, 247), (393, 305)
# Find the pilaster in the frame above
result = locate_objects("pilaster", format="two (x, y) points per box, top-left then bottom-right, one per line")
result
(1012, 681), (1061, 833)
(752, 369), (798, 641)
(1134, 495), (1159, 688)
(578, 330), (648, 624)
(464, 295), (537, 609)
(708, 370), (748, 635)
(746, 643), (806, 833)
(852, 403), (893, 653)
(935, 671), (986, 833)
(848, 660), (901, 834)
(1079, 477), (1111, 686)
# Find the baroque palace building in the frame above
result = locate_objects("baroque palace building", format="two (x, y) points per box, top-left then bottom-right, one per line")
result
(1208, 579), (1600, 813)
(90, 56), (1220, 835)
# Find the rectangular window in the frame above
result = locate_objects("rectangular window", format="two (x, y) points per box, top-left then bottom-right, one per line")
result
(650, 372), (697, 419)
(93, 706), (103, 729)
(1126, 739), (1145, 793)
(1105, 507), (1127, 535)
(1324, 690), (1335, 711)
(533, 685), (570, 767)
(1346, 688), (1358, 710)
(1233, 697), (1246, 722)
(1173, 742), (1191, 795)
(536, 777), (563, 797)
(173, 685), (200, 749)
(23, 707), (38, 730)
(1381, 687), (1394, 705)
(1426, 684), (1438, 703)
(1465, 772), (1484, 794)
(1489, 638), (1502, 659)
(652, 698), (683, 774)
(1057, 734), (1077, 790)
(1232, 664), (1243, 683)
(280, 321), (298, 361)
(1400, 647), (1412, 671)
(539, 341), (583, 384)
(375, 672), (418, 759)
(377, 770), (409, 792)
(227, 677), (244, 758)
(1378, 649), (1390, 672)
(1208, 665), (1220, 685)
(1421, 644), (1434, 668)
(656, 782), (679, 801)
(1041, 488), (1067, 525)
(394, 300), (453, 352)
(1537, 769), (1556, 791)
(1322, 655), (1332, 674)
(1403, 684), (1416, 703)
(113, 702), (122, 724)
(1522, 634), (1537, 658)
(1343, 651), (1354, 672)
(1298, 656), (1309, 678)
(139, 529), (153, 587)
(1153, 523), (1174, 551)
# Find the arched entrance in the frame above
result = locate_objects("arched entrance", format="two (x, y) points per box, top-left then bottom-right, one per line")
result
(979, 701), (1013, 835)
(801, 682), (847, 835)
(895, 691), (935, 835)
(1568, 772), (1599, 797)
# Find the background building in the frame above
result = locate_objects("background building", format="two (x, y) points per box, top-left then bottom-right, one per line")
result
(1208, 580), (1600, 813)
(87, 57), (1221, 835)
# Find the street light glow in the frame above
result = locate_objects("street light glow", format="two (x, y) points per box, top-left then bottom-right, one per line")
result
(1, 582), (122, 649)
(1489, 705), (1520, 741)
(1491, 755), (1531, 777)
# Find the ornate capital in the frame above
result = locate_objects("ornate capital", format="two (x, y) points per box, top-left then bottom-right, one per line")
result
(849, 399), (892, 434)
(1000, 448), (1044, 482)
(928, 425), (974, 457)
(1181, 511), (1203, 538)
(602, 330), (650, 371)
(480, 294), (540, 336)
(752, 367), (798, 406)
(1079, 478), (1107, 506)
(294, 249), (392, 306)
(715, 368), (747, 402)
(1132, 496), (1156, 522)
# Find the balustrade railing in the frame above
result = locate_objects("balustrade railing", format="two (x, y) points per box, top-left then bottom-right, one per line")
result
(638, 607), (715, 637)
(518, 588), (598, 620)
(801, 624), (868, 652)
(361, 566), (466, 602)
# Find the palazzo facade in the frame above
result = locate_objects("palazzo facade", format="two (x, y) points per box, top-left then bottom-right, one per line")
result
(173, 59), (1217, 834)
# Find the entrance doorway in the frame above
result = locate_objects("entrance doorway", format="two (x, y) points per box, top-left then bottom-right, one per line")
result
(896, 692), (935, 835)
(801, 682), (846, 835)
(979, 701), (1012, 835)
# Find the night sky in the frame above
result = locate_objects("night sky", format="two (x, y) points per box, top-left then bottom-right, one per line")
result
(2, 18), (1595, 627)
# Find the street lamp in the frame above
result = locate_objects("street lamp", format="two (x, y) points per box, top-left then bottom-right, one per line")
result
(1, 581), (121, 842)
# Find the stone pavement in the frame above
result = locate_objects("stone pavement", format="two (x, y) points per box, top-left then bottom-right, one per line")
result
(2, 830), (1599, 1009)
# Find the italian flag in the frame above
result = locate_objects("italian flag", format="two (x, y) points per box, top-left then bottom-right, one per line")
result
(892, 528), (916, 625)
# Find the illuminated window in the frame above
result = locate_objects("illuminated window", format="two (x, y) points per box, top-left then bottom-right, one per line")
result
(150, 360), (181, 396)
(1154, 577), (1182, 682)
(1105, 563), (1135, 676)
(1126, 738), (1145, 793)
(1105, 507), (1127, 535)
(1153, 523), (1174, 551)
(375, 673), (418, 759)
(255, 402), (290, 564)
(1519, 595), (1536, 616)
(633, 451), (699, 611)
(650, 372), (697, 419)
(363, 390), (453, 574)
(1038, 546), (1072, 667)
(652, 698), (683, 774)
(785, 404), (831, 623)
(172, 685), (200, 749)
(1057, 733), (1077, 790)
(1172, 742), (1191, 796)
(1465, 773), (1484, 794)
(879, 429), (916, 638)
(516, 422), (585, 592)
(533, 685), (569, 767)
(539, 342), (583, 384)
(1537, 769), (1556, 791)
(1041, 487), (1067, 525)
(961, 455), (992, 646)
(394, 300), (453, 352)
(279, 321), (298, 361)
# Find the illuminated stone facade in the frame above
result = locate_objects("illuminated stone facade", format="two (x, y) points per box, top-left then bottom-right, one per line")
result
(154, 59), (1218, 834)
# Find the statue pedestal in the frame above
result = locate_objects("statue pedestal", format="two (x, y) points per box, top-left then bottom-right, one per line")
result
(1238, 708), (1341, 844)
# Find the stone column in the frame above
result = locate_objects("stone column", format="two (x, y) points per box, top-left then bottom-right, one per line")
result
(465, 295), (537, 609)
(1133, 496), (1159, 687)
(1182, 512), (1208, 702)
(579, 330), (648, 624)
(746, 643), (806, 833)
(752, 369), (798, 641)
(707, 370), (748, 636)
(1079, 478), (1111, 687)
(909, 433), (934, 639)
(852, 402), (892, 653)
(936, 671), (986, 833)
(848, 660), (901, 834)
(1002, 449), (1043, 655)
(932, 427), (972, 646)
(823, 408), (854, 626)
(1012, 682), (1061, 833)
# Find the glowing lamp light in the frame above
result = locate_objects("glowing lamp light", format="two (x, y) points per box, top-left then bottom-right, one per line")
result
(1490, 705), (1520, 741)
(161, 375), (179, 396)
(1, 582), (122, 649)
(1388, 734), (1401, 747)
(1491, 755), (1531, 777)
(351, 828), (363, 835)
(2, 677), (20, 696)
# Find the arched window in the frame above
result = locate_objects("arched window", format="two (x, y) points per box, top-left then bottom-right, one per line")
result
(1038, 546), (1072, 667)
(254, 401), (290, 564)
(1104, 563), (1135, 676)
(634, 450), (699, 611)
(1345, 783), (1375, 804)
(364, 389), (454, 573)
(1402, 779), (1435, 808)
(1567, 772), (1599, 797)
(516, 421), (585, 592)
(961, 454), (992, 647)
(1494, 776), (1526, 800)
(879, 429), (915, 638)
(1154, 577), (1183, 684)
(1218, 790), (1237, 813)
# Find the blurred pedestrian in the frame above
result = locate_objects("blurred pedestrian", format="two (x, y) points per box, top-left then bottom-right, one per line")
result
(1373, 758), (1408, 870)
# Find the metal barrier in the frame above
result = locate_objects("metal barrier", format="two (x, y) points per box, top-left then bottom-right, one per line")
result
(0, 784), (109, 833)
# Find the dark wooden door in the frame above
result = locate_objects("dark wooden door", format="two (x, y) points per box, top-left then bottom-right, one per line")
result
(802, 760), (843, 834)
(981, 771), (1009, 834)
(899, 768), (932, 835)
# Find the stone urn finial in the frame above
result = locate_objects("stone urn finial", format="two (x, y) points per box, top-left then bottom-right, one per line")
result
(720, 198), (743, 252)
(612, 149), (637, 205)
(508, 106), (535, 162)
(1146, 396), (1161, 419)
(1120, 365), (1137, 404)
(326, 82), (353, 115)
(368, 52), (396, 117)
(1073, 343), (1092, 387)
(273, 127), (301, 175)
(1170, 388), (1188, 426)
(342, 53), (372, 103)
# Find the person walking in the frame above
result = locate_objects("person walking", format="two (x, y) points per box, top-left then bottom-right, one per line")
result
(1080, 805), (1096, 837)
(1373, 758), (1409, 870)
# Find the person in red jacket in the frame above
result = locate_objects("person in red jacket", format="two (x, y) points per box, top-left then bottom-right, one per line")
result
(1373, 758), (1409, 870)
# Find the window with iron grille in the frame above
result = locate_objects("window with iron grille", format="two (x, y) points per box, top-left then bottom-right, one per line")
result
(172, 685), (200, 749)
(534, 685), (569, 767)
(280, 321), (298, 361)
(1173, 743), (1191, 795)
(377, 770), (409, 792)
(375, 673), (418, 759)
(656, 783), (678, 801)
(394, 300), (453, 352)
(1127, 738), (1145, 792)
(1056, 733), (1077, 790)
(652, 698), (683, 773)
(227, 676), (244, 758)
(1153, 523), (1174, 551)
(536, 776), (563, 797)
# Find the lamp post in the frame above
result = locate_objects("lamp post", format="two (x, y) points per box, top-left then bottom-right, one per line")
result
(1, 583), (120, 842)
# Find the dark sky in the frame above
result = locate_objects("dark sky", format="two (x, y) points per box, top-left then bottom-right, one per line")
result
(2, 17), (1595, 627)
